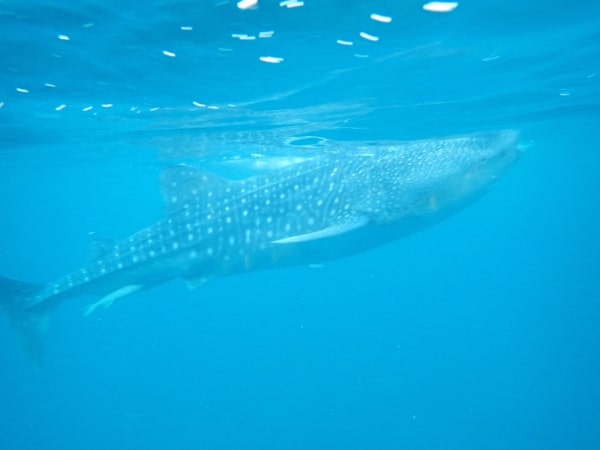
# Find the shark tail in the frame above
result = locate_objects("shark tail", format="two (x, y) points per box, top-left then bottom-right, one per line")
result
(0, 276), (49, 365)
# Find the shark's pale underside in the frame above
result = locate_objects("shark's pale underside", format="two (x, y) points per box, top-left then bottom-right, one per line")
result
(0, 131), (520, 359)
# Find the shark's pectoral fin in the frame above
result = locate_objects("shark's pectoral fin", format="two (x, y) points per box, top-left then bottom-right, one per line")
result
(272, 215), (369, 244)
(184, 275), (214, 290)
(83, 284), (143, 317)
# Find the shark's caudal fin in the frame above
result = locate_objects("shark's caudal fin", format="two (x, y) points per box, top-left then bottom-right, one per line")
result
(0, 276), (49, 365)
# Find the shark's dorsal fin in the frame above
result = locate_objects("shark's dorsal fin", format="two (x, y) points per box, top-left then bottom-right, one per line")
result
(272, 215), (369, 244)
(89, 238), (117, 261)
(160, 165), (230, 213)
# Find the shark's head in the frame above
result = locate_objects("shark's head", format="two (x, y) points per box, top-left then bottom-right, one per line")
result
(353, 130), (521, 223)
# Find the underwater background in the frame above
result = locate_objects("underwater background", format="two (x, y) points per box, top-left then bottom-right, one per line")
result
(0, 1), (599, 449)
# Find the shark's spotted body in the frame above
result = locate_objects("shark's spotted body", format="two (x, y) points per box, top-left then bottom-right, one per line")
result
(1, 131), (520, 358)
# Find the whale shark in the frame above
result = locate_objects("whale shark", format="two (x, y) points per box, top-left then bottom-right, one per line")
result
(0, 130), (520, 359)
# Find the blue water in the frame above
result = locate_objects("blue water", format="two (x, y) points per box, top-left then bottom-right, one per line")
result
(1, 1), (599, 449)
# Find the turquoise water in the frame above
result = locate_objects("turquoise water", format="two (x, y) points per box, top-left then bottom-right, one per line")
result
(1, 1), (599, 449)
